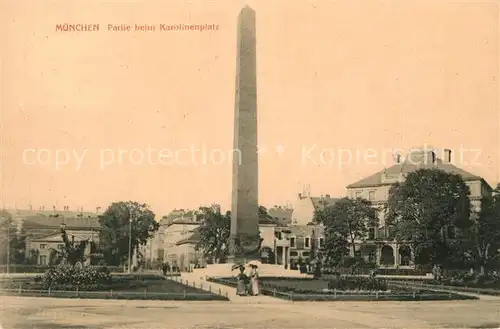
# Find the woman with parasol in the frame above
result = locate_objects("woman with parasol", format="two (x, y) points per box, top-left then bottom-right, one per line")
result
(249, 263), (260, 296)
(233, 264), (249, 296)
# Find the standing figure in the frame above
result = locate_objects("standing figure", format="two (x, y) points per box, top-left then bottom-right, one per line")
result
(236, 265), (249, 296)
(162, 263), (168, 276)
(250, 264), (260, 296)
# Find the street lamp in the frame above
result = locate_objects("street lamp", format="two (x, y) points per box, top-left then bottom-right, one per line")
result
(7, 220), (10, 275)
(2, 216), (10, 275)
(128, 214), (133, 274)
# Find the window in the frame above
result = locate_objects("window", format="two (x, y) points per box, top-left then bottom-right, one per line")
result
(290, 251), (298, 256)
(305, 237), (310, 248)
(355, 191), (362, 198)
(318, 237), (324, 248)
(368, 191), (375, 201)
(40, 244), (47, 249)
(39, 255), (47, 265)
(302, 252), (310, 257)
(290, 237), (296, 248)
(368, 227), (376, 240)
(57, 244), (64, 249)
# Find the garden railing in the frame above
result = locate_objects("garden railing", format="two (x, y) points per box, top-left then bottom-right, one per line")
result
(388, 280), (500, 296)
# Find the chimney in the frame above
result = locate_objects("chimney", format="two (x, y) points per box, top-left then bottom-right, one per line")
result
(396, 154), (401, 163)
(298, 193), (302, 199)
(444, 149), (451, 163)
(96, 206), (101, 214)
(325, 194), (330, 198)
(53, 205), (56, 212)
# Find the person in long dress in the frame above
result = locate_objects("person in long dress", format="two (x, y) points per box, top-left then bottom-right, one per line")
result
(250, 265), (260, 296)
(236, 265), (249, 296)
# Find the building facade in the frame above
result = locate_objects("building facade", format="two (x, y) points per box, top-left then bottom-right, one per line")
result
(346, 147), (493, 268)
(291, 194), (339, 225)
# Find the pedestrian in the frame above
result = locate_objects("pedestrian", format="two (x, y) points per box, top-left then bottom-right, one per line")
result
(236, 265), (249, 296)
(250, 264), (260, 296)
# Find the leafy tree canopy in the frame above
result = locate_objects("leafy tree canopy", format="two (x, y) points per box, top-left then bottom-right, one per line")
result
(385, 169), (472, 268)
(0, 218), (27, 265)
(195, 205), (230, 263)
(98, 201), (158, 266)
(472, 186), (500, 273)
(315, 197), (378, 265)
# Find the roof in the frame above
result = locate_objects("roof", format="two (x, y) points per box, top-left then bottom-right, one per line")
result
(22, 215), (100, 230)
(176, 228), (201, 246)
(268, 207), (293, 220)
(287, 225), (324, 237)
(347, 151), (485, 189)
(29, 229), (97, 242)
(310, 197), (340, 210)
(258, 217), (285, 225)
(161, 209), (199, 226)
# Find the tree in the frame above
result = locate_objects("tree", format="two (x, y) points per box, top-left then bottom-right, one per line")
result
(0, 218), (28, 265)
(98, 201), (158, 266)
(385, 169), (472, 269)
(259, 206), (272, 219)
(195, 206), (230, 264)
(48, 227), (89, 267)
(472, 187), (500, 274)
(316, 197), (378, 260)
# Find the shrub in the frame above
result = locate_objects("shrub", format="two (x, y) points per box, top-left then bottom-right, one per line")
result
(327, 276), (388, 291)
(39, 265), (112, 290)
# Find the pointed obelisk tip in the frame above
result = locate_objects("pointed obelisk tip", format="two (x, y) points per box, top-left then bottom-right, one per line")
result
(241, 4), (255, 12)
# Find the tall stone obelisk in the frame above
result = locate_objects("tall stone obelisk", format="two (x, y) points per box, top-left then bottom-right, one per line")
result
(228, 5), (262, 263)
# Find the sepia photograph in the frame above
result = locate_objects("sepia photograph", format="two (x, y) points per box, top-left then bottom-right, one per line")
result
(1, 1), (499, 328)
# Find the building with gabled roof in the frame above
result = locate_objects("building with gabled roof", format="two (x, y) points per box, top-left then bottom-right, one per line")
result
(346, 147), (494, 268)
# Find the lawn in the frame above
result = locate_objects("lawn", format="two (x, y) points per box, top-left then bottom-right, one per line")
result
(208, 276), (477, 301)
(0, 274), (228, 301)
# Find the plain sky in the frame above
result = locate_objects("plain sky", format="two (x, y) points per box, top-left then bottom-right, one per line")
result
(1, 0), (499, 217)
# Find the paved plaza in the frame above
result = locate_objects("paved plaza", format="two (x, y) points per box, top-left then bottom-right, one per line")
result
(1, 295), (500, 329)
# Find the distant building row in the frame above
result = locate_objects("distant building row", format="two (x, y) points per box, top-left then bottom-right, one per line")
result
(1, 147), (494, 269)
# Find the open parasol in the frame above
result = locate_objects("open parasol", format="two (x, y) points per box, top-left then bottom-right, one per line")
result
(231, 264), (244, 271)
(246, 260), (260, 268)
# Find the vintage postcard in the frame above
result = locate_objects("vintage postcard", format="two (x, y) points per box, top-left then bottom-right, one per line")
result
(1, 1), (499, 328)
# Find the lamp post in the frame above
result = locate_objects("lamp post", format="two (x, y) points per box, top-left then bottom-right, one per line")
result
(2, 216), (10, 275)
(128, 214), (133, 274)
(7, 221), (10, 274)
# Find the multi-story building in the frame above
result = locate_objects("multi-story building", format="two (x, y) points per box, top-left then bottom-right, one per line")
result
(165, 216), (326, 270)
(20, 214), (101, 265)
(267, 206), (294, 225)
(346, 147), (494, 268)
(291, 194), (339, 225)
